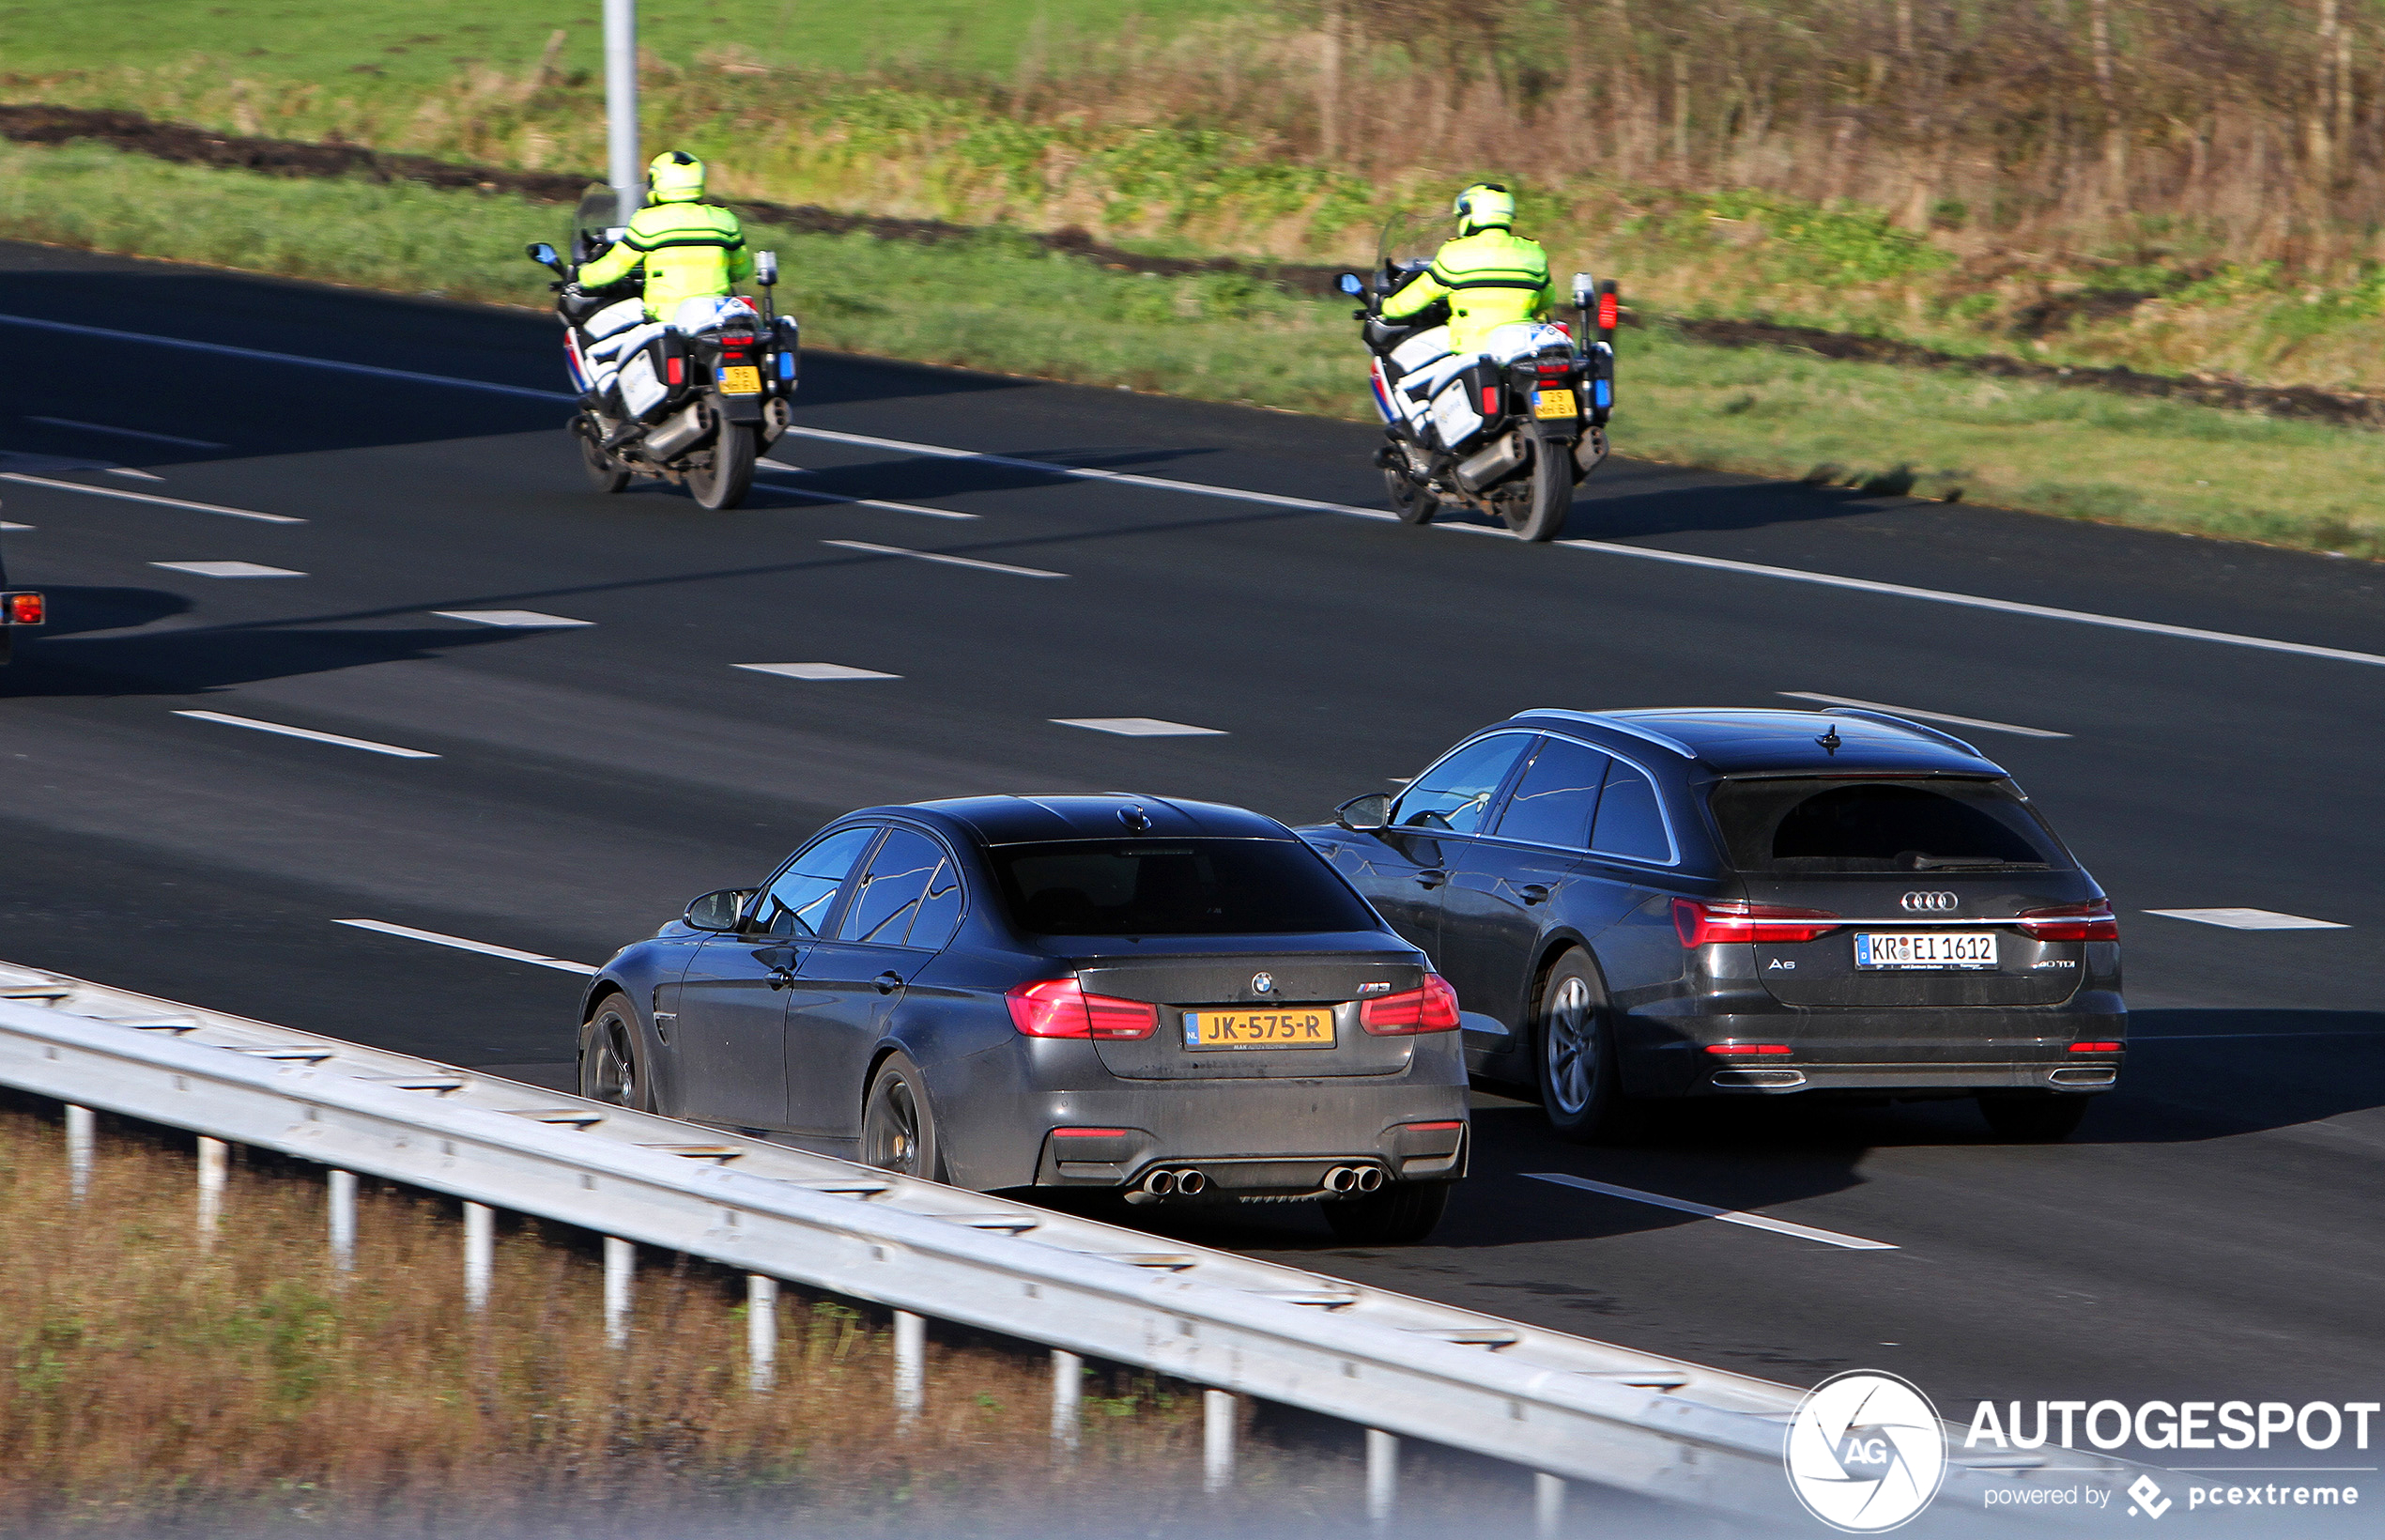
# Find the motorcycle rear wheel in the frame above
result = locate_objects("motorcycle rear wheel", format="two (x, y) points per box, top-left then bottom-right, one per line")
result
(577, 415), (630, 494)
(1384, 466), (1436, 525)
(1504, 438), (1574, 543)
(687, 422), (757, 510)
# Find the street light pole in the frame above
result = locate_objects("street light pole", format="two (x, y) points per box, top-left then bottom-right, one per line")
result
(604, 0), (641, 225)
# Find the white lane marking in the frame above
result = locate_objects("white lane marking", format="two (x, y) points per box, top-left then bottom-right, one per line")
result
(0, 312), (572, 402)
(105, 468), (166, 482)
(735, 661), (900, 681)
(0, 521), (29, 531)
(760, 477), (979, 521)
(0, 472), (301, 523)
(823, 538), (1066, 578)
(153, 561), (305, 578)
(12, 313), (2374, 671)
(1559, 539), (2385, 670)
(1053, 716), (1226, 736)
(756, 458), (814, 474)
(334, 917), (598, 975)
(433, 609), (593, 627)
(1778, 691), (2070, 739)
(2143, 908), (2348, 931)
(27, 416), (225, 449)
(1525, 1172), (1900, 1251)
(173, 709), (438, 758)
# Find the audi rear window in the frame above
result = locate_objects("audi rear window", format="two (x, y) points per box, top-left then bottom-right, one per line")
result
(1708, 778), (2066, 873)
(991, 839), (1379, 936)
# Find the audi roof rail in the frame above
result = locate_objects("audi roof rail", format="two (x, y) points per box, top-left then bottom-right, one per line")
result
(1511, 709), (1698, 759)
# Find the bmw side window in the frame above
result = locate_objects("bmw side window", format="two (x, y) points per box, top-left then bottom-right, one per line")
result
(753, 825), (880, 938)
(835, 828), (947, 945)
(1495, 736), (1611, 849)
(1392, 734), (1532, 836)
(1590, 760), (1674, 864)
(904, 858), (966, 950)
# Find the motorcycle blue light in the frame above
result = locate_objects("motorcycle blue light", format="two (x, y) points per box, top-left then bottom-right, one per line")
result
(1594, 380), (1612, 408)
(777, 352), (793, 380)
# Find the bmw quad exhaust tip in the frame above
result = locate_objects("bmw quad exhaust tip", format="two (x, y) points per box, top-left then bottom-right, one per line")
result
(1129, 1167), (1208, 1201)
(1172, 1168), (1208, 1196)
(1324, 1164), (1386, 1194)
(1353, 1165), (1384, 1193)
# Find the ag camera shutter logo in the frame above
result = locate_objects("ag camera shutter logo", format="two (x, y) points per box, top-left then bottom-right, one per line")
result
(1785, 1371), (1948, 1532)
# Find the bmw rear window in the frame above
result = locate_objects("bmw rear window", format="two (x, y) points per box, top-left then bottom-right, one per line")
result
(991, 839), (1379, 936)
(1708, 778), (2067, 873)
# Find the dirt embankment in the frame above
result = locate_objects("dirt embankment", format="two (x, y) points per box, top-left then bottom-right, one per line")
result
(9, 101), (2385, 430)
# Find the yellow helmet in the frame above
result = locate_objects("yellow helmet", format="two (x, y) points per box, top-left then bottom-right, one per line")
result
(1453, 182), (1515, 234)
(648, 149), (707, 203)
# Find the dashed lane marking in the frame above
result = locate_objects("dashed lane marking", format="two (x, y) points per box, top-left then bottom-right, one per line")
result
(27, 416), (225, 449)
(1525, 1172), (1900, 1251)
(735, 662), (900, 681)
(757, 475), (980, 520)
(0, 472), (301, 524)
(823, 538), (1066, 578)
(103, 468), (166, 482)
(1053, 717), (1226, 736)
(152, 561), (305, 578)
(334, 918), (598, 974)
(1778, 691), (2070, 739)
(172, 709), (438, 759)
(432, 609), (593, 627)
(0, 522), (29, 531)
(2143, 908), (2348, 931)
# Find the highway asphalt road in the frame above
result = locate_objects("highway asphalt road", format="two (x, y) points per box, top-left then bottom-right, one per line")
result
(3, 239), (2381, 1463)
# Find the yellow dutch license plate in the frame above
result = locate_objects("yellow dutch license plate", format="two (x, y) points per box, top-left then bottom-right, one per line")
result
(718, 365), (762, 395)
(1532, 388), (1578, 420)
(1181, 1008), (1336, 1050)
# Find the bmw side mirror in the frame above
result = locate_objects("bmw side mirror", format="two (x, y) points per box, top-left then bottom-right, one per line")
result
(1336, 271), (1364, 297)
(1571, 270), (1595, 308)
(683, 887), (753, 932)
(756, 251), (778, 286)
(527, 241), (566, 277)
(1335, 793), (1393, 833)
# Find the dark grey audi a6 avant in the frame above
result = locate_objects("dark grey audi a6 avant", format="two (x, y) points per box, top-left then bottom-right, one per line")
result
(577, 794), (1469, 1242)
(1302, 707), (2124, 1143)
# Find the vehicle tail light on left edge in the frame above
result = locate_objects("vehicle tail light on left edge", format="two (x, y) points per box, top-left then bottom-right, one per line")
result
(6, 593), (42, 625)
(1361, 973), (1462, 1034)
(1005, 978), (1158, 1040)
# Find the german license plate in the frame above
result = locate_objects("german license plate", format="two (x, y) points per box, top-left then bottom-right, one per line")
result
(1854, 932), (1998, 970)
(1182, 1008), (1336, 1049)
(1532, 388), (1577, 420)
(718, 365), (762, 394)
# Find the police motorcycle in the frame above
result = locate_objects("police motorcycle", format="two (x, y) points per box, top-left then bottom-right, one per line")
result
(525, 185), (800, 511)
(1338, 210), (1615, 542)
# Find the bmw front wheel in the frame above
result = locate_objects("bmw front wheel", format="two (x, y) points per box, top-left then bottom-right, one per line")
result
(1384, 466), (1437, 525)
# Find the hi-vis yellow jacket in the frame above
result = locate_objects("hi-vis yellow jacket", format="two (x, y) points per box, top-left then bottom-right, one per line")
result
(1381, 227), (1561, 354)
(579, 199), (756, 322)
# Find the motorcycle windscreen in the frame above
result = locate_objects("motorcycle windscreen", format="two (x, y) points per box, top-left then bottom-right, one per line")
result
(571, 181), (639, 263)
(1375, 208), (1445, 285)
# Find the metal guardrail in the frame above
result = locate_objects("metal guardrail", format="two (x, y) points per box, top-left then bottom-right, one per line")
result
(0, 961), (2129, 1530)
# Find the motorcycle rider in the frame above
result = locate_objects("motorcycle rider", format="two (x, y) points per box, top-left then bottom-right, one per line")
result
(1379, 183), (1560, 355)
(577, 149), (755, 331)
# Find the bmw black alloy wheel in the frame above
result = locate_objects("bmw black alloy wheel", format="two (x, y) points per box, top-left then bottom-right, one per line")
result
(861, 1055), (941, 1179)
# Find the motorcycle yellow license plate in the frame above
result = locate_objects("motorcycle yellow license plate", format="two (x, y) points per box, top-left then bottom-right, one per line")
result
(1181, 1009), (1336, 1050)
(1532, 388), (1578, 420)
(718, 365), (762, 395)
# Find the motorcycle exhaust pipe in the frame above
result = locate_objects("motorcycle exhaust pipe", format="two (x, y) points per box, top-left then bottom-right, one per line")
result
(1173, 1168), (1208, 1197)
(1454, 430), (1529, 493)
(1323, 1165), (1358, 1194)
(642, 402), (712, 460)
(1353, 1166), (1385, 1194)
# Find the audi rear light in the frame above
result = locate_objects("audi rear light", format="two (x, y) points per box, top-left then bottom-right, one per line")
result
(1004, 978), (1157, 1040)
(1703, 1043), (1792, 1055)
(2018, 901), (2118, 942)
(2069, 1041), (2123, 1054)
(1671, 899), (1840, 947)
(1361, 973), (1462, 1035)
(6, 592), (42, 625)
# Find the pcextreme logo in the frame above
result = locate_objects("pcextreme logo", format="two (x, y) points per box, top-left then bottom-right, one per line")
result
(1785, 1371), (1950, 1532)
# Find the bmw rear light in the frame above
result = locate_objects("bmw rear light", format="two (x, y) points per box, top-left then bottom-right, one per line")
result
(2017, 901), (2119, 942)
(2069, 1041), (2123, 1054)
(1480, 385), (1500, 416)
(1671, 899), (1840, 947)
(1004, 978), (1157, 1040)
(1596, 292), (1620, 331)
(1361, 973), (1461, 1035)
(6, 593), (42, 625)
(665, 355), (685, 386)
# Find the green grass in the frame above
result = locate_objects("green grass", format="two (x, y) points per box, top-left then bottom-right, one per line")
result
(4, 138), (2378, 562)
(0, 0), (1247, 84)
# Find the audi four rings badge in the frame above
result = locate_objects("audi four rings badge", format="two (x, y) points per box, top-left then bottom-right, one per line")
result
(1900, 891), (1959, 913)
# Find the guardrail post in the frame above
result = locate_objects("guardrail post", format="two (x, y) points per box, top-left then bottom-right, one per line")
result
(464, 1201), (494, 1311)
(328, 1169), (357, 1274)
(604, 1237), (634, 1346)
(195, 1135), (226, 1250)
(1534, 1471), (1566, 1537)
(1203, 1389), (1236, 1493)
(64, 1102), (93, 1201)
(746, 1274), (777, 1392)
(1050, 1349), (1082, 1452)
(1366, 1428), (1398, 1529)
(893, 1309), (925, 1424)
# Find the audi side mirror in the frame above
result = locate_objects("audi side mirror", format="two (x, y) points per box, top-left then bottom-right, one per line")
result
(756, 251), (779, 286)
(1334, 793), (1393, 833)
(1336, 271), (1364, 297)
(683, 887), (753, 932)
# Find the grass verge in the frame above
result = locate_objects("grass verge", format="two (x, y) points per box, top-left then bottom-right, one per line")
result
(3, 139), (2379, 562)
